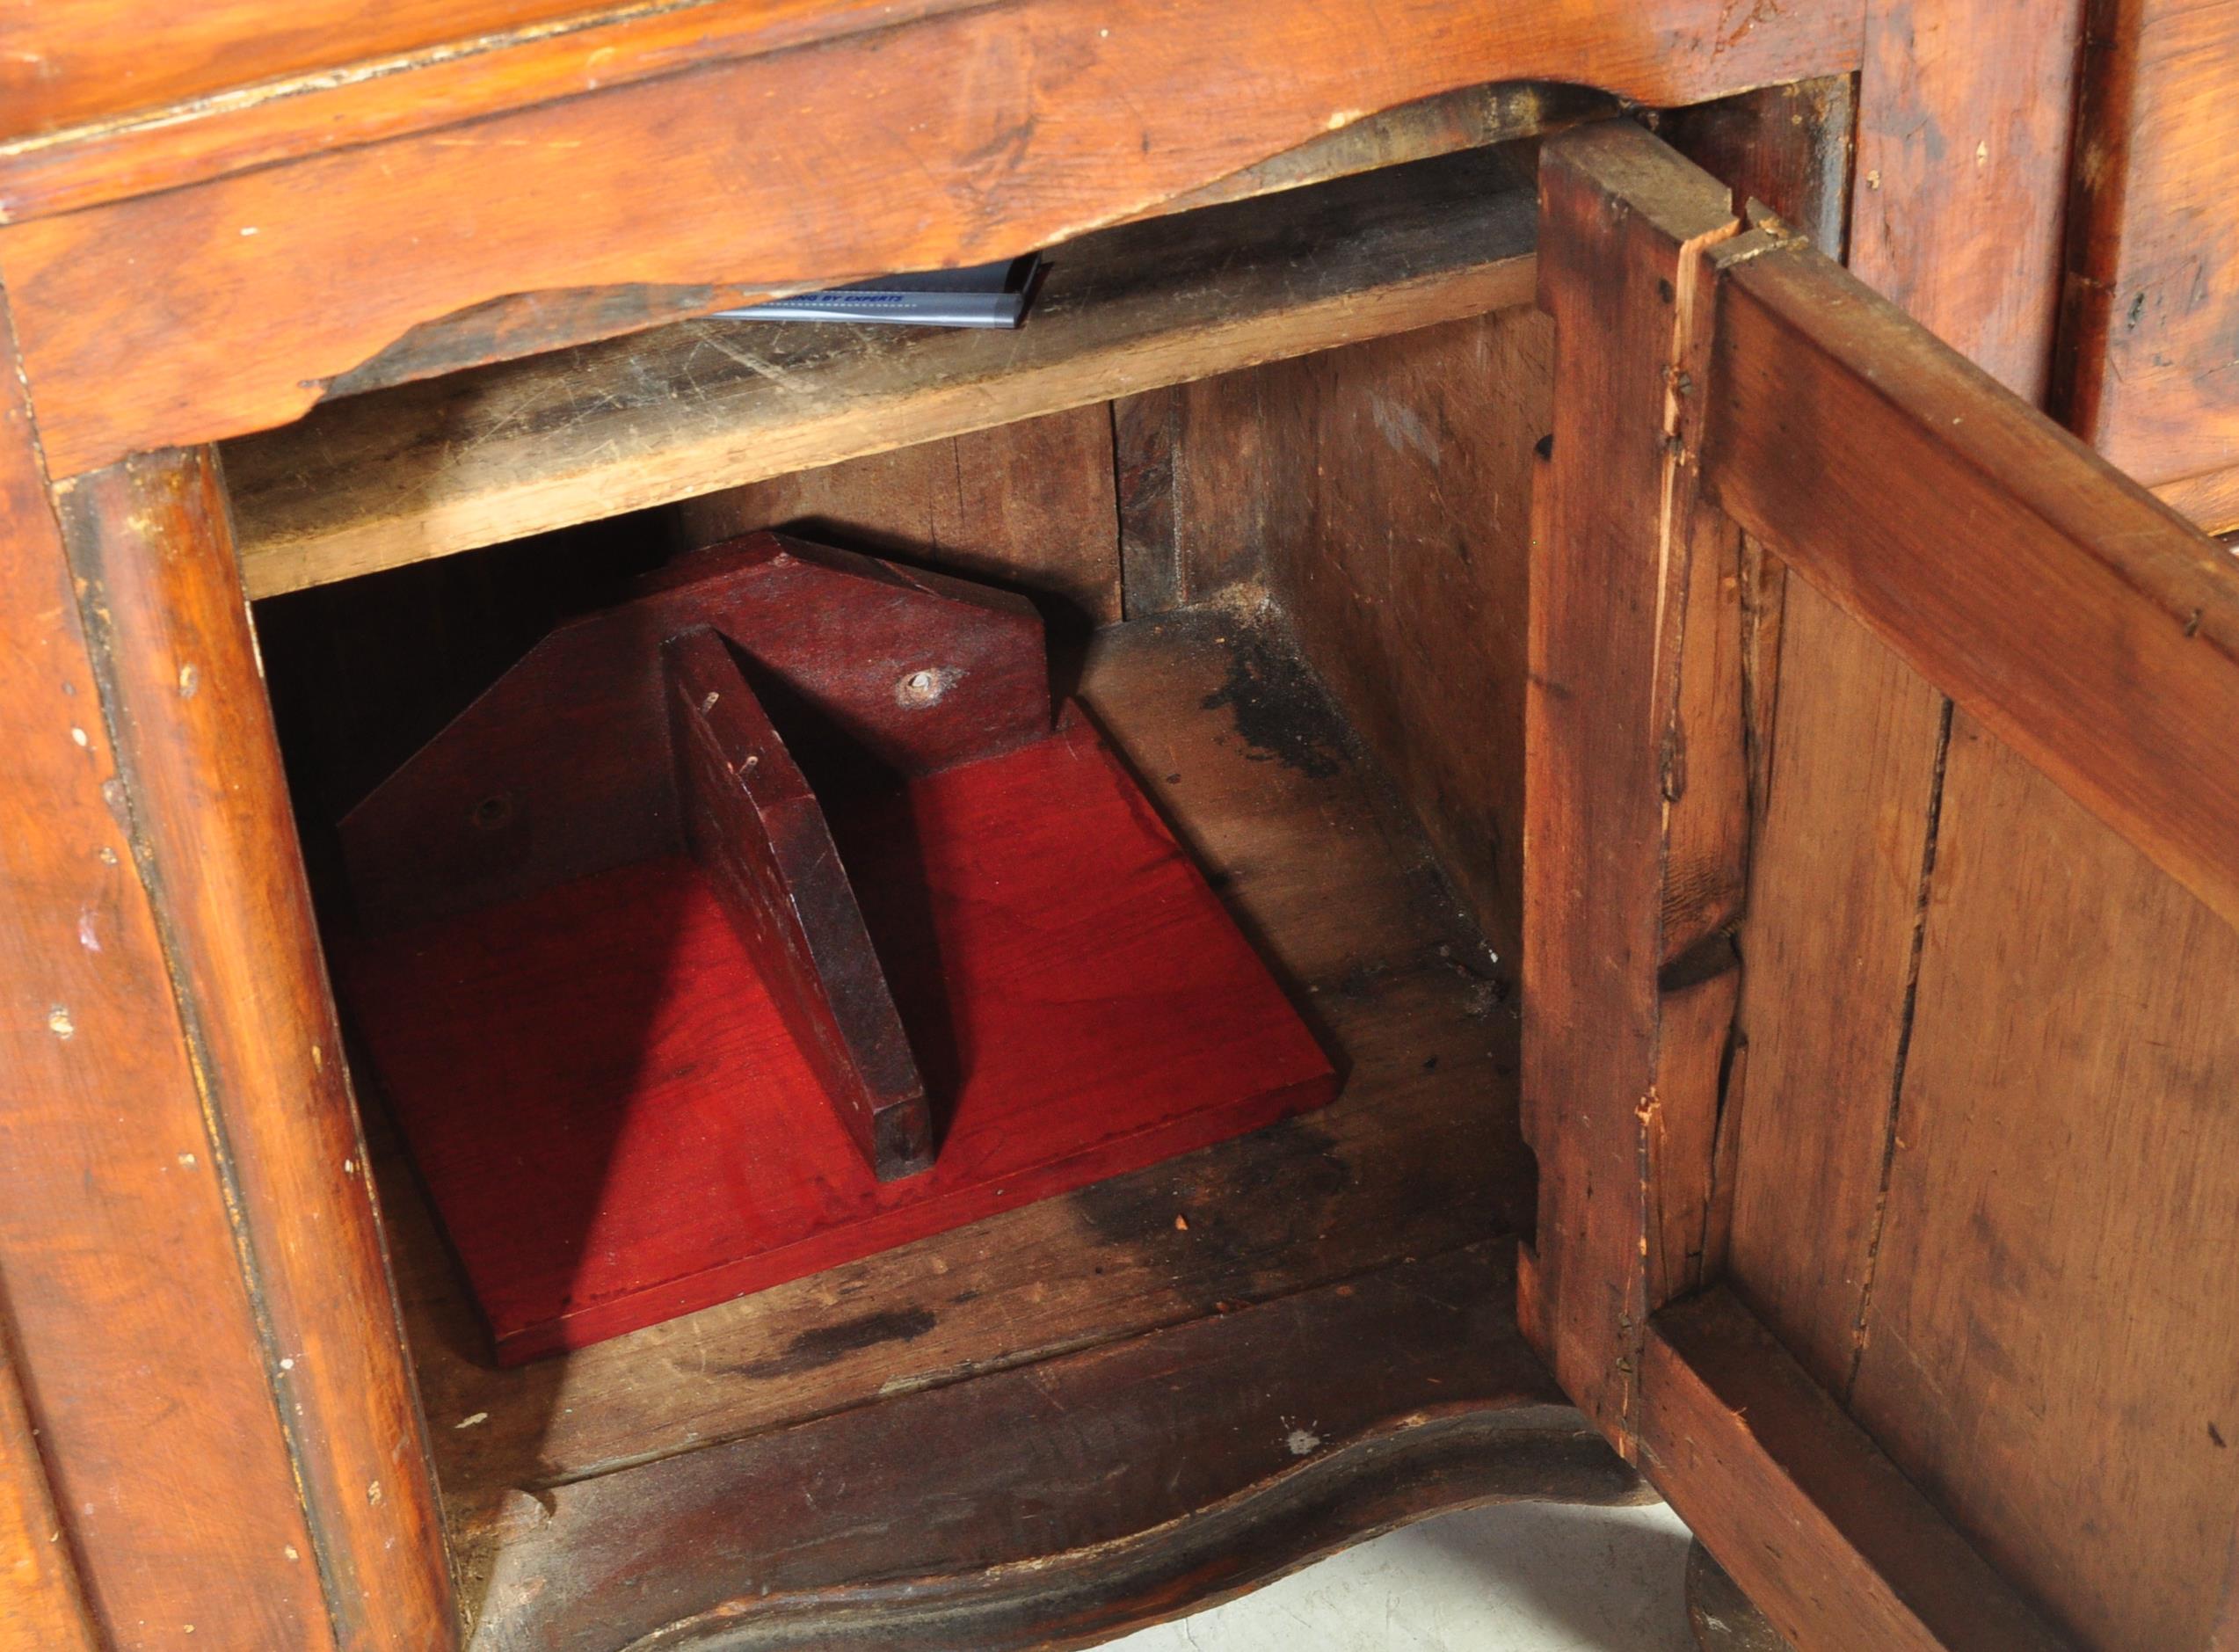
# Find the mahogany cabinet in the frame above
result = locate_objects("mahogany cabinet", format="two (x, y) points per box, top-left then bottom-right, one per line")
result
(2, 3), (2234, 1649)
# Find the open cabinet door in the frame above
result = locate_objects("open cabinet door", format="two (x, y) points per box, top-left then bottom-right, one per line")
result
(1523, 122), (2239, 1652)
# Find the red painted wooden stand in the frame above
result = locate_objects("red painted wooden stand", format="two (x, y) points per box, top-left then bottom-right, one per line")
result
(335, 534), (1334, 1364)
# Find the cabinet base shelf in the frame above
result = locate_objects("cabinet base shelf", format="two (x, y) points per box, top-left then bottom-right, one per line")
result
(376, 612), (1575, 1647)
(345, 707), (1333, 1364)
(466, 1241), (1641, 1652)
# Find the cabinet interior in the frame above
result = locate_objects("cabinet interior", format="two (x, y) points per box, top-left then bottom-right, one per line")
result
(244, 131), (1584, 1642)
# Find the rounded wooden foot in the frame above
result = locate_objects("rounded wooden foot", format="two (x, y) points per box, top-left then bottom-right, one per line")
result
(1686, 1538), (1795, 1651)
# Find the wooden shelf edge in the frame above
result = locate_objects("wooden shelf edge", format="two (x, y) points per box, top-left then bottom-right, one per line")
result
(223, 145), (1538, 600)
(462, 1241), (1644, 1652)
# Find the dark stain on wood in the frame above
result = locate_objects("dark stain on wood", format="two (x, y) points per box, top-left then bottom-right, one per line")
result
(1200, 627), (1350, 780)
(1659, 930), (1742, 996)
(1066, 1112), (1354, 1265)
(727, 1308), (941, 1381)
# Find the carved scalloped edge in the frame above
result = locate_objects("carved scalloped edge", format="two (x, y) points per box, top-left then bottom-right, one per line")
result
(611, 1407), (1650, 1652)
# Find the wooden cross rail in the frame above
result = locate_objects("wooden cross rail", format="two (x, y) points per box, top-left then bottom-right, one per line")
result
(1697, 227), (2239, 937)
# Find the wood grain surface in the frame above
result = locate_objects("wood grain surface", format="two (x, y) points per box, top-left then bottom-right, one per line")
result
(2056, 0), (2239, 506)
(2155, 462), (2239, 535)
(1703, 241), (2239, 935)
(1111, 368), (1317, 618)
(469, 1243), (1638, 1651)
(0, 302), (353, 1646)
(1193, 84), (1855, 1029)
(1726, 0), (2081, 1398)
(1522, 122), (1743, 1442)
(1112, 386), (1189, 619)
(1644, 1291), (2068, 1652)
(0, 0), (637, 139)
(2219, 1534), (2239, 1652)
(1250, 308), (1549, 965)
(1845, 719), (2239, 1650)
(0, 23), (1606, 225)
(1687, 89), (2239, 1650)
(0, 0), (980, 215)
(0, 0), (1857, 474)
(1660, 77), (1857, 259)
(1164, 81), (1616, 215)
(676, 405), (1124, 630)
(1507, 97), (1854, 1407)
(222, 147), (1537, 599)
(1850, 0), (2081, 402)
(1720, 577), (1948, 1392)
(0, 1315), (97, 1651)
(55, 449), (456, 1648)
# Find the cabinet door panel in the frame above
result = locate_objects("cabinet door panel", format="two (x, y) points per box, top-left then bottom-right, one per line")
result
(1527, 120), (2239, 1652)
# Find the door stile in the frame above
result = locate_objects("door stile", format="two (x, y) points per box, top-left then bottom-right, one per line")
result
(1526, 121), (2080, 1652)
(53, 449), (459, 1649)
(1519, 120), (1750, 1444)
(0, 271), (455, 1648)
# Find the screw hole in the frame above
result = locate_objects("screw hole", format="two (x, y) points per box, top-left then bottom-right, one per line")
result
(896, 668), (948, 708)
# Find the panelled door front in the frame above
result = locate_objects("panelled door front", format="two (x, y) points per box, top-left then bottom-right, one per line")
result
(1523, 122), (2239, 1652)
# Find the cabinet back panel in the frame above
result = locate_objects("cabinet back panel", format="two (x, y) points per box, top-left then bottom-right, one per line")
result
(1248, 311), (1549, 966)
(670, 405), (1123, 632)
(674, 326), (1547, 969)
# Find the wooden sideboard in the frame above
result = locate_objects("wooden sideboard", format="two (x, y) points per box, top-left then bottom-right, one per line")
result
(3, 3), (2235, 1649)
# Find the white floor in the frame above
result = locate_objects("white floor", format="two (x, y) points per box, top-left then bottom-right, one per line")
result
(1105, 1501), (1697, 1652)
